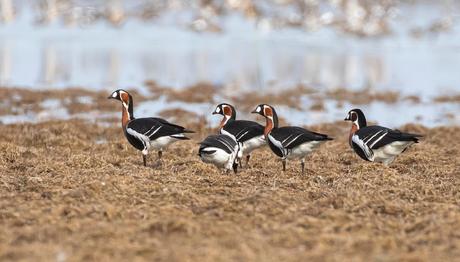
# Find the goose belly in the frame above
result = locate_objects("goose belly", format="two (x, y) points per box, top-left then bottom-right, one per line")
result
(150, 135), (182, 150)
(286, 141), (323, 160)
(199, 147), (232, 168)
(241, 135), (266, 155)
(373, 141), (414, 164)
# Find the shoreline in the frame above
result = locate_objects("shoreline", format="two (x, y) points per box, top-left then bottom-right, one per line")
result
(1, 86), (459, 127)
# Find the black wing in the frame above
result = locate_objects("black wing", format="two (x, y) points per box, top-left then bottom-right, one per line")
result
(351, 142), (371, 161)
(127, 117), (191, 140)
(271, 126), (332, 150)
(199, 135), (237, 155)
(355, 126), (422, 150)
(267, 139), (284, 157)
(222, 120), (264, 142)
(151, 118), (194, 133)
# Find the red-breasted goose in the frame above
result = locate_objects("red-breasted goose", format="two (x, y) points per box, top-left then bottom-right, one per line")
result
(345, 108), (422, 165)
(108, 89), (193, 167)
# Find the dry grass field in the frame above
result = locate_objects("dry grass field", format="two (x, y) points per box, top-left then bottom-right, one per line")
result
(0, 118), (459, 261)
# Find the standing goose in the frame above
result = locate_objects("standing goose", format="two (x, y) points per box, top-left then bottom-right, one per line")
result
(344, 108), (422, 165)
(251, 104), (332, 174)
(212, 103), (265, 166)
(198, 134), (241, 173)
(108, 89), (194, 166)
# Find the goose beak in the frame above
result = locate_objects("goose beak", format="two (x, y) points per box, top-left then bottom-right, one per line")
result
(251, 110), (257, 114)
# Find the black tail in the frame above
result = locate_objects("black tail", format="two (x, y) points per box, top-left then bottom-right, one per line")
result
(173, 136), (191, 140)
(408, 133), (423, 143)
(183, 129), (195, 133)
(311, 131), (333, 141)
(393, 130), (423, 143)
(401, 133), (423, 143)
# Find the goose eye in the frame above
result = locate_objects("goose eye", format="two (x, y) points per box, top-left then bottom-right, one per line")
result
(256, 106), (261, 113)
(112, 92), (118, 98)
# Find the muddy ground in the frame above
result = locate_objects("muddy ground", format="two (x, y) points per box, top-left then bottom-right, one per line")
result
(0, 84), (431, 118)
(0, 117), (459, 261)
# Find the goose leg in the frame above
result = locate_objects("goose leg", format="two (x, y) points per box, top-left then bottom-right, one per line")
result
(246, 155), (251, 167)
(233, 162), (238, 174)
(143, 154), (147, 167)
(282, 159), (286, 171)
(301, 159), (305, 175)
(158, 151), (162, 160)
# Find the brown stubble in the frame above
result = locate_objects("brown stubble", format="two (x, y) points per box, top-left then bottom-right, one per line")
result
(0, 119), (459, 261)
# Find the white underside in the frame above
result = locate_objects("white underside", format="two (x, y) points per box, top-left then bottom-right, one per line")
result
(241, 135), (266, 155)
(149, 135), (182, 151)
(372, 141), (415, 165)
(126, 127), (185, 155)
(200, 147), (236, 170)
(286, 141), (324, 160)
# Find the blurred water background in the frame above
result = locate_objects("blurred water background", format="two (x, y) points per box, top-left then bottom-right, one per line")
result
(0, 0), (459, 126)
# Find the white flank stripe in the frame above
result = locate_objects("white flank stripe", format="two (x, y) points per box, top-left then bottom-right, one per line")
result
(352, 134), (373, 160)
(281, 134), (294, 144)
(364, 130), (384, 146)
(369, 131), (388, 148)
(238, 130), (250, 140)
(143, 125), (157, 136)
(221, 129), (237, 142)
(268, 133), (286, 156)
(127, 128), (150, 150)
(146, 126), (162, 137)
(284, 134), (303, 148)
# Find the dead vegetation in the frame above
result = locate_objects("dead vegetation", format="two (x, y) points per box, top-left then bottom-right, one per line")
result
(229, 85), (315, 111)
(145, 81), (217, 103)
(434, 94), (460, 103)
(325, 88), (401, 105)
(0, 87), (148, 116)
(0, 119), (459, 261)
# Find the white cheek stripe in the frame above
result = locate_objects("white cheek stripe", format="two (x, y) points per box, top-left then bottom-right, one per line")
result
(353, 120), (359, 129)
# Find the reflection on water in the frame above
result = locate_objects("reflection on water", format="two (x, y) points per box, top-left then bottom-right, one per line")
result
(0, 2), (458, 97)
(1, 34), (460, 100)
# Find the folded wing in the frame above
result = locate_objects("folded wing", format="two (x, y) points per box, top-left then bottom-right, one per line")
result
(127, 117), (192, 140)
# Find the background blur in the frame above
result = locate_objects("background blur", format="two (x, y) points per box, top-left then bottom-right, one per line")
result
(0, 0), (459, 126)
